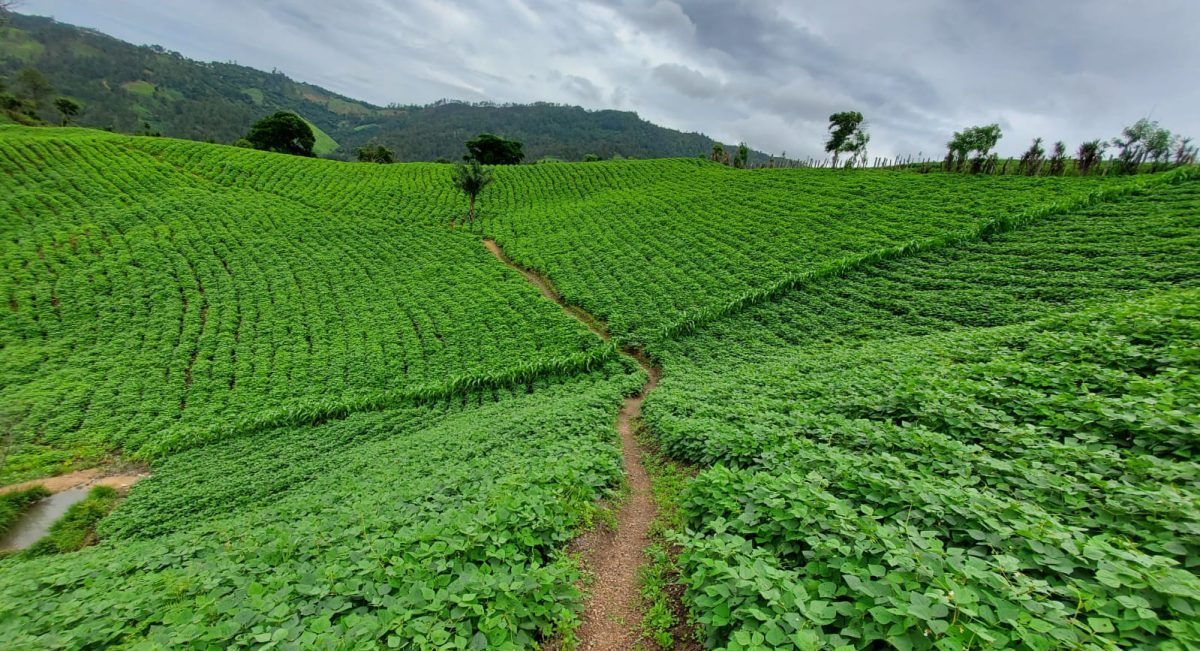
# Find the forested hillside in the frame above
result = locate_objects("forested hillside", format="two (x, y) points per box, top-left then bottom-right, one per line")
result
(0, 13), (744, 161)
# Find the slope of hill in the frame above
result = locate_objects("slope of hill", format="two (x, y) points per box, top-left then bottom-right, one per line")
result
(0, 12), (748, 161)
(0, 125), (1196, 649)
(645, 178), (1200, 648)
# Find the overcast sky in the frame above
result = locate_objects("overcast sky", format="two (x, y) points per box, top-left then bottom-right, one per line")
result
(19, 0), (1200, 158)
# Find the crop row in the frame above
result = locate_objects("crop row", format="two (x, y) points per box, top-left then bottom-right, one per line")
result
(0, 360), (647, 649)
(480, 159), (1137, 343)
(644, 178), (1200, 649)
(29, 131), (1146, 348)
(0, 130), (602, 481)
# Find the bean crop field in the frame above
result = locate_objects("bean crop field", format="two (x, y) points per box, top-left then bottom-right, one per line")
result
(0, 125), (1197, 651)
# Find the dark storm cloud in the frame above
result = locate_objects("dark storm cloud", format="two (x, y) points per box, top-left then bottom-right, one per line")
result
(20, 0), (1200, 158)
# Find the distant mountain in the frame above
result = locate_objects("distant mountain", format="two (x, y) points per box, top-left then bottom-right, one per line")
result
(0, 13), (757, 161)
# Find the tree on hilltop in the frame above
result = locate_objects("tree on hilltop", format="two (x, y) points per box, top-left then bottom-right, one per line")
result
(1047, 141), (1067, 176)
(945, 124), (1001, 173)
(1111, 118), (1168, 174)
(451, 159), (493, 226)
(710, 142), (728, 164)
(824, 111), (869, 169)
(734, 142), (750, 168)
(243, 111), (315, 157)
(1017, 137), (1045, 176)
(54, 97), (80, 126)
(356, 143), (395, 163)
(464, 133), (524, 164)
(1076, 140), (1105, 176)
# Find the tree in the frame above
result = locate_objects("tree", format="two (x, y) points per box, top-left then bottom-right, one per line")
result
(16, 67), (53, 108)
(1173, 137), (1197, 166)
(1017, 137), (1045, 176)
(582, 153), (601, 162)
(1076, 140), (1105, 176)
(243, 112), (315, 157)
(824, 111), (868, 168)
(945, 124), (1002, 173)
(464, 133), (523, 164)
(450, 159), (492, 225)
(734, 142), (750, 169)
(1047, 141), (1067, 176)
(710, 143), (725, 163)
(1111, 118), (1169, 174)
(355, 143), (394, 163)
(53, 97), (80, 126)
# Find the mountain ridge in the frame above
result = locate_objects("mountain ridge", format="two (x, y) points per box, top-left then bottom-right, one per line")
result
(0, 12), (759, 161)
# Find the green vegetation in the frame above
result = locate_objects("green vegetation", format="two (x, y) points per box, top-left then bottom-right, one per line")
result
(824, 111), (869, 169)
(243, 110), (316, 156)
(0, 485), (50, 536)
(644, 177), (1200, 649)
(241, 87), (265, 105)
(300, 115), (339, 156)
(481, 160), (1135, 343)
(0, 127), (604, 481)
(639, 436), (695, 648)
(1, 364), (645, 647)
(0, 123), (1195, 649)
(464, 132), (525, 165)
(120, 79), (155, 97)
(451, 159), (493, 224)
(23, 485), (119, 556)
(355, 142), (395, 163)
(52, 96), (79, 125)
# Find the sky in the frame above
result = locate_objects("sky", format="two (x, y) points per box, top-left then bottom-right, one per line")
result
(18, 0), (1200, 159)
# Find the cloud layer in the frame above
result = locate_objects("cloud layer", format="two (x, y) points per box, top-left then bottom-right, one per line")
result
(22, 0), (1200, 158)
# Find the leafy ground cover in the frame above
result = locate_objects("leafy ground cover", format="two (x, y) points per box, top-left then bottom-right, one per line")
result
(481, 160), (1136, 343)
(1, 125), (1196, 650)
(0, 361), (645, 649)
(0, 127), (602, 481)
(644, 177), (1200, 649)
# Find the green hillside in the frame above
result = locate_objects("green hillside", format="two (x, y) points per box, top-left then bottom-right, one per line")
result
(0, 13), (751, 161)
(0, 125), (1197, 649)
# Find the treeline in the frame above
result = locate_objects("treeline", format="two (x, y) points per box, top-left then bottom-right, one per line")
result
(745, 113), (1196, 176)
(0, 67), (82, 126)
(933, 118), (1196, 176)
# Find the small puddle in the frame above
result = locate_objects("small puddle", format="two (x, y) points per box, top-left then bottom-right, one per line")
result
(0, 487), (89, 551)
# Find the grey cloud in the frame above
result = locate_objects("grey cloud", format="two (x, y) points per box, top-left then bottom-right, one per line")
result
(19, 0), (1200, 159)
(651, 63), (720, 99)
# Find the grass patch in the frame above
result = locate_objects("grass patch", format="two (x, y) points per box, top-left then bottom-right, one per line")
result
(23, 485), (119, 557)
(637, 428), (698, 650)
(120, 80), (156, 97)
(298, 115), (339, 156)
(241, 87), (264, 105)
(0, 485), (51, 536)
(0, 27), (45, 61)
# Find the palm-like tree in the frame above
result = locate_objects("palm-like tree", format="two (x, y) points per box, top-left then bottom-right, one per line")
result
(451, 159), (493, 225)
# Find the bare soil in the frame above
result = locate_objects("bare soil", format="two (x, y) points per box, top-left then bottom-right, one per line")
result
(0, 465), (149, 496)
(483, 238), (661, 649)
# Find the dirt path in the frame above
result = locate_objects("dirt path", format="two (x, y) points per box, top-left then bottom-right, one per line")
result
(483, 239), (660, 649)
(0, 467), (149, 496)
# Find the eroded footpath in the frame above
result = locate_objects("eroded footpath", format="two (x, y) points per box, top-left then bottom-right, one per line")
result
(483, 239), (660, 649)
